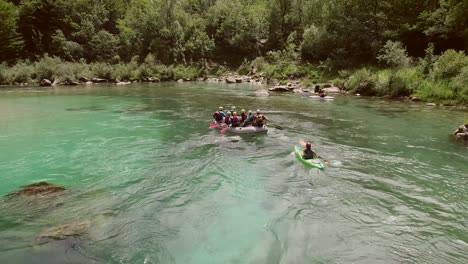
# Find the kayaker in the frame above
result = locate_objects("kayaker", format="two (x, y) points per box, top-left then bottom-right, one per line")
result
(224, 112), (232, 125)
(244, 110), (254, 126)
(213, 106), (225, 122)
(231, 112), (241, 127)
(253, 109), (268, 127)
(314, 84), (322, 94)
(302, 142), (317, 160)
(453, 124), (468, 136)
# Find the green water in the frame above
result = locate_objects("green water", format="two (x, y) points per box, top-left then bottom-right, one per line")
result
(0, 83), (466, 264)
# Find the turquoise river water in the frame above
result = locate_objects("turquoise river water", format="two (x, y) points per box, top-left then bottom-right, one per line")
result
(0, 83), (467, 264)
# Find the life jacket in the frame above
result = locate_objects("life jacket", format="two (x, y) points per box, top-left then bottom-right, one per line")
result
(232, 116), (239, 124)
(241, 113), (247, 122)
(225, 116), (231, 124)
(302, 149), (314, 160)
(213, 111), (222, 121)
(254, 114), (264, 126)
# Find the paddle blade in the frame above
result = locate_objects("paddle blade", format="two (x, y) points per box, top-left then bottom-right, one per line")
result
(220, 127), (228, 134)
(298, 139), (306, 146)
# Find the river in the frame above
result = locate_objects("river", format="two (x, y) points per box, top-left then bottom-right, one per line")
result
(0, 83), (466, 264)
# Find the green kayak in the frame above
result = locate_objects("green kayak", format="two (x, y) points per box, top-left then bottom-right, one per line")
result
(295, 146), (325, 169)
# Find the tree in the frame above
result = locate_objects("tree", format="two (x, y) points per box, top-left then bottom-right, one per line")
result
(90, 30), (119, 62)
(0, 0), (23, 62)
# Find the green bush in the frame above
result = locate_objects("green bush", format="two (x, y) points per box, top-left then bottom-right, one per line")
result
(347, 68), (373, 93)
(91, 63), (114, 79)
(387, 68), (422, 97)
(373, 70), (391, 95)
(264, 62), (302, 79)
(11, 62), (34, 83)
(35, 55), (63, 81)
(415, 80), (457, 103)
(377, 40), (411, 69)
(0, 63), (12, 84)
(251, 57), (267, 72)
(113, 63), (133, 81)
(432, 49), (468, 80)
(173, 65), (201, 80)
(238, 58), (251, 75)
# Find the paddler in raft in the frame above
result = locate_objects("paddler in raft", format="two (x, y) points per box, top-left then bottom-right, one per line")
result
(229, 106), (236, 115)
(243, 110), (254, 127)
(213, 106), (226, 123)
(224, 111), (232, 125)
(252, 109), (268, 127)
(231, 112), (241, 127)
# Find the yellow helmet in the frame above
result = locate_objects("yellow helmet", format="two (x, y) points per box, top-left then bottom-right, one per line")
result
(219, 106), (223, 110)
(233, 112), (237, 116)
(241, 109), (245, 113)
(227, 112), (231, 115)
(248, 110), (252, 114)
(231, 106), (236, 110)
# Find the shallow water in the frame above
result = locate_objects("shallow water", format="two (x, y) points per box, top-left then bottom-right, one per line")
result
(0, 83), (466, 264)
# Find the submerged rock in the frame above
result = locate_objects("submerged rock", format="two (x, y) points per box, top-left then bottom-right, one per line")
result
(7, 182), (65, 197)
(65, 106), (105, 111)
(35, 220), (91, 244)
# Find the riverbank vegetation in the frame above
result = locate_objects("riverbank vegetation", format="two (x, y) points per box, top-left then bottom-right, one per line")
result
(1, 0), (467, 104)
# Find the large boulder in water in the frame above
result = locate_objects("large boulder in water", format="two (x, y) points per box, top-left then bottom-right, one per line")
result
(7, 182), (65, 197)
(269, 85), (292, 92)
(322, 87), (341, 93)
(35, 220), (91, 244)
(226, 77), (236, 83)
(39, 79), (52, 87)
(255, 89), (269, 97)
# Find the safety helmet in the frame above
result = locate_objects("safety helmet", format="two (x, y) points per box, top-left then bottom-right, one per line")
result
(241, 109), (245, 113)
(219, 106), (223, 110)
(306, 143), (311, 149)
(233, 112), (237, 116)
(227, 112), (231, 115)
(248, 110), (252, 114)
(256, 109), (261, 114)
(231, 106), (236, 110)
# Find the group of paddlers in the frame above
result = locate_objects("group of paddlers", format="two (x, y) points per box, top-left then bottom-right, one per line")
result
(213, 106), (268, 127)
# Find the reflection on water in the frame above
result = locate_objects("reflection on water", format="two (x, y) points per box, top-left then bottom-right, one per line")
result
(0, 83), (467, 263)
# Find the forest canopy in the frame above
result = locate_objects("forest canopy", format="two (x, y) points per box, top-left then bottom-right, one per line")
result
(1, 0), (467, 66)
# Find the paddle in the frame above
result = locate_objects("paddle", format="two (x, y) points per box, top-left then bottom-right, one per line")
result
(298, 139), (330, 164)
(220, 126), (229, 134)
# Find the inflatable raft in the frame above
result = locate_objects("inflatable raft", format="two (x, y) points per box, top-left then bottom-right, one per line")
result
(210, 120), (225, 129)
(294, 146), (325, 169)
(225, 125), (268, 135)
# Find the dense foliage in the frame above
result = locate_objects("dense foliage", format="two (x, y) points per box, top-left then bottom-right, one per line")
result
(1, 0), (467, 104)
(0, 0), (466, 65)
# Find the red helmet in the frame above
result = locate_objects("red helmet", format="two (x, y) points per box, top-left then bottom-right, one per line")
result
(306, 143), (311, 149)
